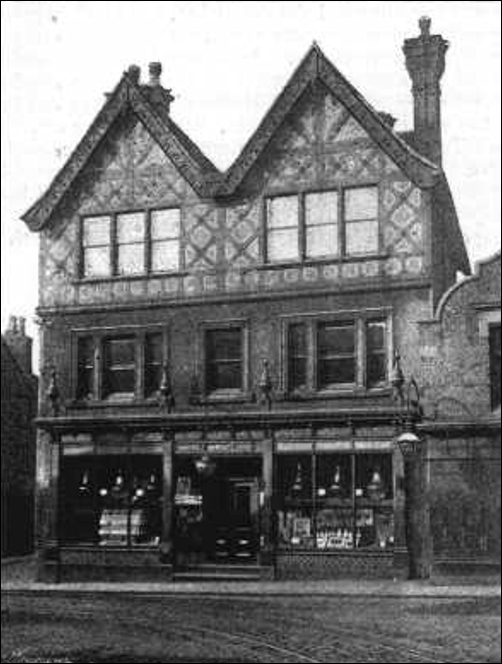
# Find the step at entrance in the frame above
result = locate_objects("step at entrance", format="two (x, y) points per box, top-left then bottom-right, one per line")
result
(174, 564), (273, 582)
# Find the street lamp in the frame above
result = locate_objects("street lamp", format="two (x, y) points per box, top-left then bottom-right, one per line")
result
(391, 353), (432, 580)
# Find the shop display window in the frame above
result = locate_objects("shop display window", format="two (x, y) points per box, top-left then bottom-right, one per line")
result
(60, 455), (163, 547)
(277, 452), (394, 551)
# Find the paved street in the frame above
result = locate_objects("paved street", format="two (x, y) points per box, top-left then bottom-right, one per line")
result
(1, 592), (500, 663)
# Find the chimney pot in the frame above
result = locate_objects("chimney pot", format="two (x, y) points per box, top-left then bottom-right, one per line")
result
(149, 62), (162, 86)
(127, 64), (141, 84)
(4, 314), (32, 374)
(419, 16), (432, 38)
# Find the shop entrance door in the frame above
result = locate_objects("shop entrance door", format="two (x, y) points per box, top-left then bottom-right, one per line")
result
(174, 457), (262, 568)
(212, 477), (260, 563)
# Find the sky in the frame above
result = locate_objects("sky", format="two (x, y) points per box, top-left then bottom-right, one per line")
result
(1, 1), (501, 366)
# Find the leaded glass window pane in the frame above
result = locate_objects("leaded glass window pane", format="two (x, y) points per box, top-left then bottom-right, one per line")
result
(151, 240), (179, 272)
(83, 216), (111, 246)
(116, 212), (145, 242)
(151, 209), (180, 239)
(267, 196), (299, 229)
(305, 191), (339, 226)
(117, 243), (145, 275)
(306, 225), (339, 258)
(345, 220), (379, 256)
(267, 229), (298, 262)
(83, 246), (111, 278)
(345, 187), (378, 220)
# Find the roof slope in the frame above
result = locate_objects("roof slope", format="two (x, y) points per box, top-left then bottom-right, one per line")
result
(23, 44), (442, 231)
(22, 72), (220, 231)
(219, 44), (440, 195)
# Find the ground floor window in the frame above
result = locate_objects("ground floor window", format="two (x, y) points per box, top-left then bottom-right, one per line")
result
(277, 452), (394, 551)
(60, 455), (163, 547)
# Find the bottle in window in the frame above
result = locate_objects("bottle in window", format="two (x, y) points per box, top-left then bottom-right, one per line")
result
(291, 463), (304, 497)
(367, 469), (385, 501)
(328, 466), (342, 497)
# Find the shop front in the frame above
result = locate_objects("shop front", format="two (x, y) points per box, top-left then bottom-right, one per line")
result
(37, 413), (406, 582)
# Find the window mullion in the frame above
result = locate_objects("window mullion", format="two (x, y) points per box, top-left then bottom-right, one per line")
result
(340, 186), (346, 258)
(299, 193), (305, 261)
(110, 214), (117, 276)
(145, 211), (151, 275)
(357, 318), (365, 388)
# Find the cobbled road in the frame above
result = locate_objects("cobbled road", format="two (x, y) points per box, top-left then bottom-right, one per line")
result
(1, 593), (500, 663)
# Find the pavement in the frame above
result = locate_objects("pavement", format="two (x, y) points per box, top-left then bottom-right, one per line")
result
(2, 555), (500, 598)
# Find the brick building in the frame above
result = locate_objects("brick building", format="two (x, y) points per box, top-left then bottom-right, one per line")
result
(22, 18), (478, 581)
(1, 317), (37, 557)
(419, 252), (501, 572)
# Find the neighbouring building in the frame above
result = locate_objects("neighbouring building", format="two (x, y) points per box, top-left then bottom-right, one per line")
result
(419, 252), (501, 573)
(23, 18), (482, 582)
(1, 316), (37, 557)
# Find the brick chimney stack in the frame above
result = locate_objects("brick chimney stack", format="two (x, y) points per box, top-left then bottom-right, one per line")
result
(403, 17), (449, 166)
(3, 315), (33, 375)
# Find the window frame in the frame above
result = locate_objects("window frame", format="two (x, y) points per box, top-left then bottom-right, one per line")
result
(264, 184), (380, 265)
(276, 448), (396, 552)
(199, 319), (250, 401)
(281, 310), (392, 397)
(71, 325), (169, 404)
(489, 323), (501, 410)
(59, 449), (164, 549)
(79, 206), (182, 280)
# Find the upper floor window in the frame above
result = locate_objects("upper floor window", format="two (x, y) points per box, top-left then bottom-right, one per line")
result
(205, 327), (244, 393)
(305, 191), (339, 259)
(74, 328), (167, 403)
(489, 324), (501, 410)
(116, 213), (146, 275)
(82, 215), (112, 278)
(284, 314), (390, 395)
(81, 208), (181, 279)
(77, 337), (95, 400)
(266, 195), (299, 262)
(265, 186), (378, 263)
(344, 187), (379, 256)
(318, 321), (356, 389)
(103, 337), (136, 398)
